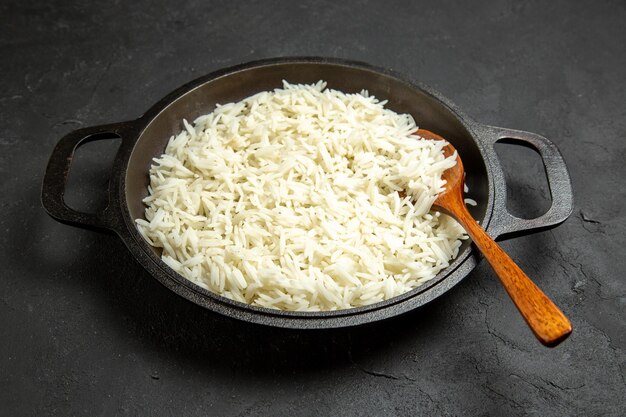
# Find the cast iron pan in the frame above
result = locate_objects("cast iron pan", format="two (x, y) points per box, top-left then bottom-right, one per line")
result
(41, 57), (573, 328)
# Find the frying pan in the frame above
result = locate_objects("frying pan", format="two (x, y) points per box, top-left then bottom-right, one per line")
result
(41, 57), (573, 328)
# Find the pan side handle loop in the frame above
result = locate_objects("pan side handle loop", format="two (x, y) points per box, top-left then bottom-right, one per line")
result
(41, 122), (134, 232)
(479, 125), (574, 239)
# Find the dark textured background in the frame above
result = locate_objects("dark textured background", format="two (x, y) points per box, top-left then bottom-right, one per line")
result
(1, 0), (625, 415)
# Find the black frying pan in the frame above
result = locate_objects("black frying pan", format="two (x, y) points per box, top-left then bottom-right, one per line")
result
(41, 57), (573, 328)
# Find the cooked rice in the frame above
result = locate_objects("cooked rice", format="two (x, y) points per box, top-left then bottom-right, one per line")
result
(136, 81), (468, 311)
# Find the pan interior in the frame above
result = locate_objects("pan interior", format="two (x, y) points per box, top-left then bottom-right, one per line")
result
(124, 61), (489, 306)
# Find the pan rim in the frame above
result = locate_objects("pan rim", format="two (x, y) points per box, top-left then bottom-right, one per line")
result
(115, 57), (497, 326)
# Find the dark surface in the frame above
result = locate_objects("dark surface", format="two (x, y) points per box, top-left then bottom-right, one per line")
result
(1, 0), (624, 415)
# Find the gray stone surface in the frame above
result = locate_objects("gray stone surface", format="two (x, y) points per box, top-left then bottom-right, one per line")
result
(1, 0), (624, 415)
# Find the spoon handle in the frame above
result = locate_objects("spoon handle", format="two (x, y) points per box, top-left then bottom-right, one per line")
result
(452, 205), (572, 346)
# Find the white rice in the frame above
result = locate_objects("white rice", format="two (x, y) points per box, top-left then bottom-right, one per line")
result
(136, 81), (468, 311)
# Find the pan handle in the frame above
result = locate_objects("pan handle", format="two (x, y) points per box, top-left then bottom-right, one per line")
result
(41, 122), (133, 232)
(480, 125), (574, 238)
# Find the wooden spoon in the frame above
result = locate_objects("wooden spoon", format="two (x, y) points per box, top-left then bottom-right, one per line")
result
(417, 128), (572, 347)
